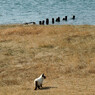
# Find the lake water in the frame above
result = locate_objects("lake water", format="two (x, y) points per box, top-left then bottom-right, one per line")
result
(0, 0), (95, 25)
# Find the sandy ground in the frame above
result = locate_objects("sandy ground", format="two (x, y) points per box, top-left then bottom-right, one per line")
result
(0, 24), (95, 95)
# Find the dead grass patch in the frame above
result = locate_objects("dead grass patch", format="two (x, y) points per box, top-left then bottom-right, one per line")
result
(0, 25), (95, 95)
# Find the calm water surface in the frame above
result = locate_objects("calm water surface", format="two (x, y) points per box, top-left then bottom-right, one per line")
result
(0, 0), (95, 25)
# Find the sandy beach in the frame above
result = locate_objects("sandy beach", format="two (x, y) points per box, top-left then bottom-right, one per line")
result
(0, 24), (95, 95)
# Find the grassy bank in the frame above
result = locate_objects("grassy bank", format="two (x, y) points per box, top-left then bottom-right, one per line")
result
(0, 24), (95, 95)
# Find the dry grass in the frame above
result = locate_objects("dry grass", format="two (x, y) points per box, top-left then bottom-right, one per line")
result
(0, 24), (95, 95)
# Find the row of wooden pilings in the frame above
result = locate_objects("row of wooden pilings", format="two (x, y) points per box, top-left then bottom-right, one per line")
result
(24, 15), (75, 25)
(39, 15), (75, 25)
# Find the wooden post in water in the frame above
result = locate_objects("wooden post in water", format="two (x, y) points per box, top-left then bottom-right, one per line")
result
(56, 17), (60, 22)
(63, 16), (67, 21)
(63, 18), (65, 20)
(42, 20), (45, 25)
(46, 18), (49, 25)
(72, 15), (75, 20)
(39, 21), (42, 25)
(58, 17), (60, 22)
(52, 18), (54, 24)
(65, 16), (67, 21)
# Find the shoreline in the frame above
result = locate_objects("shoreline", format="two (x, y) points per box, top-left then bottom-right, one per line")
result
(0, 24), (95, 28)
(0, 23), (95, 26)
